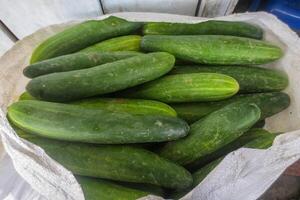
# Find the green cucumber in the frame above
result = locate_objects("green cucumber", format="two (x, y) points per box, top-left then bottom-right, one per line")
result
(24, 51), (142, 78)
(18, 93), (177, 117)
(26, 52), (175, 102)
(170, 92), (290, 123)
(118, 73), (239, 103)
(159, 102), (261, 165)
(192, 131), (277, 186)
(30, 16), (142, 63)
(187, 128), (272, 170)
(8, 100), (188, 144)
(170, 129), (277, 199)
(117, 182), (164, 197)
(72, 98), (177, 117)
(143, 21), (263, 39)
(80, 35), (141, 53)
(76, 176), (149, 200)
(15, 129), (193, 190)
(171, 65), (288, 93)
(141, 35), (283, 65)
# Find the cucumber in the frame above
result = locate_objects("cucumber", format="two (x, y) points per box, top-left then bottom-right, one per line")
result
(171, 65), (288, 93)
(15, 129), (193, 190)
(26, 52), (175, 102)
(72, 98), (177, 117)
(158, 102), (261, 165)
(80, 35), (141, 53)
(192, 131), (277, 186)
(18, 93), (177, 117)
(24, 51), (142, 78)
(170, 92), (290, 123)
(141, 35), (283, 65)
(76, 176), (149, 200)
(8, 100), (188, 144)
(30, 16), (142, 63)
(118, 73), (239, 103)
(117, 182), (164, 197)
(187, 128), (272, 170)
(143, 21), (263, 39)
(170, 129), (277, 199)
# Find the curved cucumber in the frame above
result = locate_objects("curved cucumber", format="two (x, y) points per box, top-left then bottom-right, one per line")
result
(80, 35), (141, 53)
(77, 176), (149, 200)
(72, 98), (177, 117)
(30, 16), (142, 63)
(119, 73), (239, 103)
(187, 128), (272, 170)
(18, 93), (177, 117)
(171, 65), (288, 93)
(24, 51), (142, 78)
(141, 35), (283, 65)
(15, 129), (193, 190)
(26, 52), (175, 102)
(143, 21), (263, 39)
(8, 100), (188, 144)
(170, 92), (290, 123)
(159, 102), (261, 165)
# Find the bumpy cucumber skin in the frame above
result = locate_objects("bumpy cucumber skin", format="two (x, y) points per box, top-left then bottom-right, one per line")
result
(18, 93), (177, 117)
(171, 65), (288, 93)
(8, 100), (189, 144)
(26, 52), (175, 102)
(80, 35), (141, 53)
(76, 176), (149, 200)
(72, 98), (177, 117)
(15, 128), (192, 190)
(141, 35), (283, 65)
(143, 20), (263, 39)
(30, 16), (142, 63)
(159, 103), (261, 165)
(119, 73), (239, 103)
(170, 92), (290, 123)
(24, 51), (142, 78)
(187, 128), (271, 170)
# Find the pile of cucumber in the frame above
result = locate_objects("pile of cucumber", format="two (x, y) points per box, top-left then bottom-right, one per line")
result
(8, 16), (290, 200)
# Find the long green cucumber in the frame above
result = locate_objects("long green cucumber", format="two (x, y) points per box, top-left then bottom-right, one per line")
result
(187, 128), (272, 170)
(30, 16), (142, 63)
(170, 129), (277, 199)
(72, 98), (177, 117)
(8, 100), (189, 144)
(15, 129), (193, 190)
(170, 92), (290, 123)
(141, 35), (283, 65)
(159, 102), (261, 165)
(118, 73), (239, 103)
(18, 93), (177, 117)
(26, 52), (175, 102)
(80, 35), (141, 53)
(117, 182), (164, 197)
(76, 176), (149, 200)
(171, 65), (288, 93)
(143, 21), (263, 39)
(24, 51), (142, 78)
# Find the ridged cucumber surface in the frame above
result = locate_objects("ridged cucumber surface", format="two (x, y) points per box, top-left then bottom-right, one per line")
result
(26, 52), (175, 102)
(171, 65), (288, 93)
(80, 35), (141, 53)
(30, 16), (142, 63)
(118, 73), (239, 103)
(141, 35), (283, 65)
(15, 128), (193, 190)
(143, 20), (263, 39)
(25, 51), (142, 78)
(159, 102), (261, 165)
(8, 100), (189, 144)
(170, 92), (290, 123)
